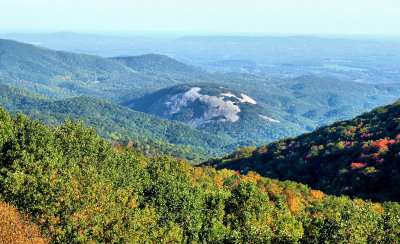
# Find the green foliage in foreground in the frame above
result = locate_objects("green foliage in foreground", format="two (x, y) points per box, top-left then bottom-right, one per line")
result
(204, 99), (400, 202)
(0, 107), (400, 243)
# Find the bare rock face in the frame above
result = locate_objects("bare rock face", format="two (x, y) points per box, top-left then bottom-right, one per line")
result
(149, 87), (258, 127)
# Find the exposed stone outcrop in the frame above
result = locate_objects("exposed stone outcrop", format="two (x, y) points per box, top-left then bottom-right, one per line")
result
(149, 87), (260, 127)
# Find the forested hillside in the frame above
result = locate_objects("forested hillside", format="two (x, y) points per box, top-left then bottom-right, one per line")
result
(0, 39), (209, 102)
(1, 38), (400, 134)
(0, 82), (240, 161)
(2, 38), (400, 154)
(110, 54), (211, 80)
(203, 100), (400, 202)
(0, 107), (399, 243)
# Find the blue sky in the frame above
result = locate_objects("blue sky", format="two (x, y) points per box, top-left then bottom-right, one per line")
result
(1, 0), (399, 35)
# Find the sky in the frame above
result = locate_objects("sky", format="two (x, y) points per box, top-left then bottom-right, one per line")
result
(1, 0), (400, 36)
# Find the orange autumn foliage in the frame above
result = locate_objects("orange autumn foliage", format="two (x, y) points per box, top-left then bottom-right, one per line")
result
(350, 162), (367, 170)
(241, 172), (261, 184)
(0, 200), (48, 244)
(309, 190), (325, 202)
(213, 175), (224, 188)
(284, 190), (299, 213)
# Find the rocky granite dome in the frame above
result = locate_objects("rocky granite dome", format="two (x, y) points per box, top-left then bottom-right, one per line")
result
(125, 83), (279, 128)
(123, 82), (293, 143)
(148, 87), (261, 127)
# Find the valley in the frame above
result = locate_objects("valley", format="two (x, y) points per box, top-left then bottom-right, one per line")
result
(0, 35), (400, 243)
(2, 0), (400, 242)
(1, 38), (399, 150)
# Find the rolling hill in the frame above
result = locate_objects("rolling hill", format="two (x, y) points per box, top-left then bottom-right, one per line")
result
(3, 32), (400, 84)
(203, 99), (400, 202)
(0, 38), (210, 102)
(1, 38), (400, 145)
(0, 82), (239, 161)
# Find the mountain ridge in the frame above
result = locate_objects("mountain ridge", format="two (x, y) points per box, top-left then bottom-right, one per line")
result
(1, 38), (400, 145)
(202, 99), (400, 202)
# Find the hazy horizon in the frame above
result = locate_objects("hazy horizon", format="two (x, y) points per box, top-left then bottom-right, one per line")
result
(1, 29), (400, 42)
(1, 0), (400, 37)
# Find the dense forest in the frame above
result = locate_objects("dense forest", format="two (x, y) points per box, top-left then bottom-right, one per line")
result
(204, 100), (400, 202)
(0, 82), (245, 162)
(0, 107), (400, 243)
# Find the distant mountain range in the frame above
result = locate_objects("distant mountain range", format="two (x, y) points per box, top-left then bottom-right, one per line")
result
(2, 32), (400, 83)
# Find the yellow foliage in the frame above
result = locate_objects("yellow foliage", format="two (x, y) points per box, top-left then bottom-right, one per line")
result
(217, 168), (236, 178)
(128, 197), (139, 209)
(213, 175), (224, 188)
(309, 190), (324, 202)
(284, 190), (299, 213)
(0, 200), (48, 244)
(370, 203), (384, 214)
(241, 172), (261, 184)
(266, 184), (283, 198)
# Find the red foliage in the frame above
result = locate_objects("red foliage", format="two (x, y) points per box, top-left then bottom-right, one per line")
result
(350, 162), (367, 170)
(372, 139), (388, 149)
(269, 201), (275, 204)
(362, 139), (395, 155)
(361, 133), (372, 138)
(236, 181), (241, 185)
(235, 170), (240, 177)
(263, 149), (268, 152)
